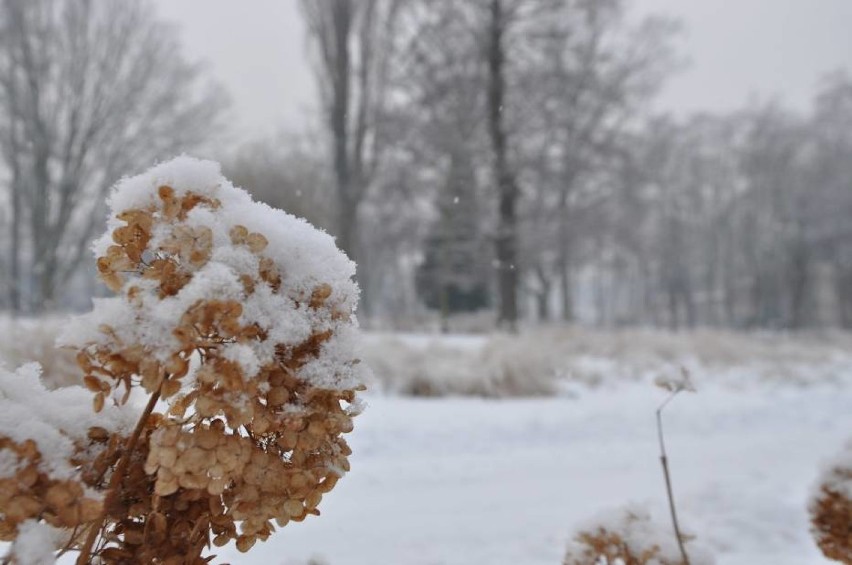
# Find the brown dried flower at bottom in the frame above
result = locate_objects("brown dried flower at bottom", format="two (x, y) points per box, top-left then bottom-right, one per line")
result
(0, 437), (103, 541)
(564, 528), (671, 565)
(811, 464), (852, 564)
(563, 507), (712, 565)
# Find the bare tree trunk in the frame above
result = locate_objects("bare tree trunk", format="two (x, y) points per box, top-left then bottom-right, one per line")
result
(557, 190), (573, 322)
(335, 195), (356, 261)
(556, 168), (577, 323)
(595, 253), (608, 327)
(533, 265), (551, 322)
(788, 238), (809, 329)
(9, 176), (20, 315)
(559, 248), (574, 322)
(639, 257), (655, 325)
(329, 0), (355, 260)
(487, 0), (518, 332)
(302, 0), (399, 324)
(6, 129), (22, 315)
(14, 0), (54, 312)
(667, 283), (679, 331)
(681, 278), (696, 329)
(837, 269), (852, 329)
(722, 228), (737, 326)
(439, 233), (450, 333)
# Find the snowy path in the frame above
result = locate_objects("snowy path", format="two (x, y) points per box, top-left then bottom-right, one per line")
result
(217, 382), (852, 565)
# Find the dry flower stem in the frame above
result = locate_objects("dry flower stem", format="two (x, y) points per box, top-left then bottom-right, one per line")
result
(75, 383), (164, 565)
(656, 390), (691, 565)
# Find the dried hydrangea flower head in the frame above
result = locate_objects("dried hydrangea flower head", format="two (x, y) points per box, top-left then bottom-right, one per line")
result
(0, 156), (367, 564)
(810, 440), (852, 563)
(0, 363), (136, 560)
(563, 506), (714, 565)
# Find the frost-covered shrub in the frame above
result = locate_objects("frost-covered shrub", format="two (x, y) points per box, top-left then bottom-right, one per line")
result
(361, 334), (558, 397)
(0, 157), (366, 563)
(563, 506), (714, 565)
(360, 326), (852, 397)
(810, 440), (852, 563)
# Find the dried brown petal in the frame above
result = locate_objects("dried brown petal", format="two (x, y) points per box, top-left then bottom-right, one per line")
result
(229, 225), (249, 245)
(309, 284), (333, 309)
(236, 535), (256, 553)
(93, 392), (105, 413)
(246, 233), (268, 254)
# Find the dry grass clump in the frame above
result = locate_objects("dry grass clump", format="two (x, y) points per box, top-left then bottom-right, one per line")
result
(0, 158), (364, 564)
(810, 441), (852, 563)
(361, 334), (559, 397)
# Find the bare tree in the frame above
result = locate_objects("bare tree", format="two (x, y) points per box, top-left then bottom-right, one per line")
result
(305, 1), (852, 332)
(0, 0), (227, 313)
(520, 0), (678, 322)
(385, 0), (676, 328)
(486, 0), (521, 331)
(386, 1), (493, 328)
(606, 105), (825, 330)
(807, 72), (852, 327)
(299, 0), (400, 279)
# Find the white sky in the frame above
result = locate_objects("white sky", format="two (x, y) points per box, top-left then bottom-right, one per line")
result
(153, 0), (852, 141)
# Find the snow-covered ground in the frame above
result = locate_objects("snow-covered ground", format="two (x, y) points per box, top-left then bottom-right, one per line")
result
(2, 321), (851, 563)
(216, 381), (851, 565)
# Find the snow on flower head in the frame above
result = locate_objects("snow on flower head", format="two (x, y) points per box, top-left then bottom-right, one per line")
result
(67, 155), (365, 392)
(52, 156), (368, 560)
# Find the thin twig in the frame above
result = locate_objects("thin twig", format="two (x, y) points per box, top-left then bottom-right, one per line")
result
(55, 523), (82, 558)
(656, 389), (691, 565)
(75, 381), (165, 564)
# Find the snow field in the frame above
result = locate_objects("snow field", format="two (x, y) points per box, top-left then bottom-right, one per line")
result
(1, 321), (850, 563)
(216, 382), (851, 564)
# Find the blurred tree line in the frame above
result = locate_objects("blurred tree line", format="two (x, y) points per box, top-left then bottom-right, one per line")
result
(285, 0), (852, 330)
(3, 0), (852, 332)
(0, 0), (226, 314)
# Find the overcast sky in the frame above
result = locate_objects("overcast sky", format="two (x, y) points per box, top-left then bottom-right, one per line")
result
(153, 0), (852, 142)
